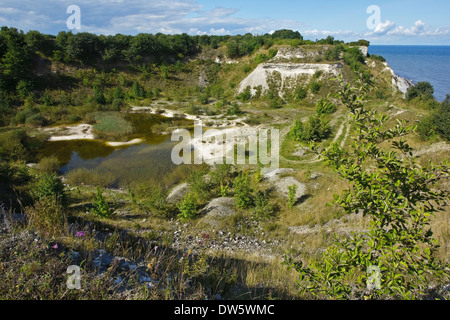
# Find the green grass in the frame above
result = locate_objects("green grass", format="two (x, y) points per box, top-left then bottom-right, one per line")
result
(92, 112), (134, 140)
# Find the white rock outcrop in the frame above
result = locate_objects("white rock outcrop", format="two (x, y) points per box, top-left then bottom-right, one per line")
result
(381, 62), (414, 94)
(238, 62), (342, 96)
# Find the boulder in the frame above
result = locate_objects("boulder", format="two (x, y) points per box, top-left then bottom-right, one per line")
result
(166, 183), (190, 204)
(200, 197), (236, 227)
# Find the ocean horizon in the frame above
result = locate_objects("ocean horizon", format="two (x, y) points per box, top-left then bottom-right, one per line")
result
(369, 45), (450, 102)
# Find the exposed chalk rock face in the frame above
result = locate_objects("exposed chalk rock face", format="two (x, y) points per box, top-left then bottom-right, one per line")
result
(353, 46), (369, 57)
(237, 62), (342, 96)
(381, 62), (414, 94)
(273, 46), (331, 61)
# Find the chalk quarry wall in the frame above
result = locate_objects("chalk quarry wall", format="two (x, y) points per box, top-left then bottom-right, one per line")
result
(237, 47), (411, 97)
(237, 62), (343, 96)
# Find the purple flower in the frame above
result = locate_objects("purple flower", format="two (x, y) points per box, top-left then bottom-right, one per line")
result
(53, 244), (58, 249)
(76, 231), (86, 238)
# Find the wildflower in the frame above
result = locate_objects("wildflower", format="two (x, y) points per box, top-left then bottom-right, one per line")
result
(53, 244), (58, 249)
(76, 231), (86, 237)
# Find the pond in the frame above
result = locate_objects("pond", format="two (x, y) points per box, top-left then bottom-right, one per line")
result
(40, 113), (196, 188)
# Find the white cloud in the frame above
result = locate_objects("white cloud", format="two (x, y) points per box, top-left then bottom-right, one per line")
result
(372, 20), (396, 35)
(366, 19), (450, 38)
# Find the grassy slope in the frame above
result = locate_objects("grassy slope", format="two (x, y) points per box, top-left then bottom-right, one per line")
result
(1, 45), (448, 300)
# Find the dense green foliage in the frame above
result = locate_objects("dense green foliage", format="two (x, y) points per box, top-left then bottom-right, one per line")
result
(290, 115), (331, 143)
(417, 94), (450, 141)
(285, 79), (450, 300)
(91, 188), (115, 218)
(406, 81), (435, 101)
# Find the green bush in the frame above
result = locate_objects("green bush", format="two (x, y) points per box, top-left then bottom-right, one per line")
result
(91, 188), (115, 218)
(294, 86), (307, 100)
(24, 114), (47, 127)
(38, 155), (60, 173)
(252, 190), (275, 220)
(287, 185), (298, 208)
(434, 95), (450, 141)
(0, 130), (28, 161)
(226, 103), (243, 116)
(416, 114), (438, 141)
(238, 86), (252, 102)
(310, 82), (322, 95)
(286, 79), (450, 300)
(187, 170), (211, 202)
(316, 98), (337, 115)
(406, 82), (434, 101)
(33, 173), (66, 205)
(177, 192), (198, 221)
(370, 54), (386, 62)
(233, 170), (253, 209)
(290, 115), (331, 142)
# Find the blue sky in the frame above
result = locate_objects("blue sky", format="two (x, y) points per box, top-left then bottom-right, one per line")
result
(0, 0), (449, 44)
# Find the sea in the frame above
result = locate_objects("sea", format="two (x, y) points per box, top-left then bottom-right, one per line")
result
(369, 45), (450, 102)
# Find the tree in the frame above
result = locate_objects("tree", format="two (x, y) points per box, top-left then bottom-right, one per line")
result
(271, 29), (303, 40)
(290, 115), (331, 143)
(285, 78), (450, 300)
(406, 82), (435, 101)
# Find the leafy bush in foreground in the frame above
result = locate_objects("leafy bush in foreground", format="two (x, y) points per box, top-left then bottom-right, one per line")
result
(285, 78), (450, 300)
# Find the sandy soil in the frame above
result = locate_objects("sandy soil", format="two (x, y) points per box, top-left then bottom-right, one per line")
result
(44, 124), (95, 141)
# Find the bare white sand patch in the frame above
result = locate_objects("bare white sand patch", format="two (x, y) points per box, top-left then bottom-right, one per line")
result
(105, 139), (143, 147)
(130, 106), (200, 121)
(44, 124), (94, 141)
(130, 106), (248, 128)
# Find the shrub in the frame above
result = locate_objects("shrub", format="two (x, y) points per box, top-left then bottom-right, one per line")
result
(294, 86), (307, 100)
(226, 103), (242, 116)
(25, 114), (47, 127)
(434, 95), (450, 141)
(233, 170), (253, 209)
(33, 173), (66, 205)
(38, 155), (60, 173)
(285, 78), (450, 300)
(0, 130), (28, 161)
(316, 98), (337, 115)
(252, 190), (275, 220)
(238, 86), (252, 102)
(91, 188), (115, 219)
(211, 164), (233, 188)
(177, 192), (198, 221)
(27, 196), (66, 237)
(416, 114), (437, 141)
(406, 82), (434, 101)
(310, 82), (322, 95)
(290, 115), (331, 142)
(370, 54), (386, 62)
(287, 184), (298, 208)
(187, 170), (211, 202)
